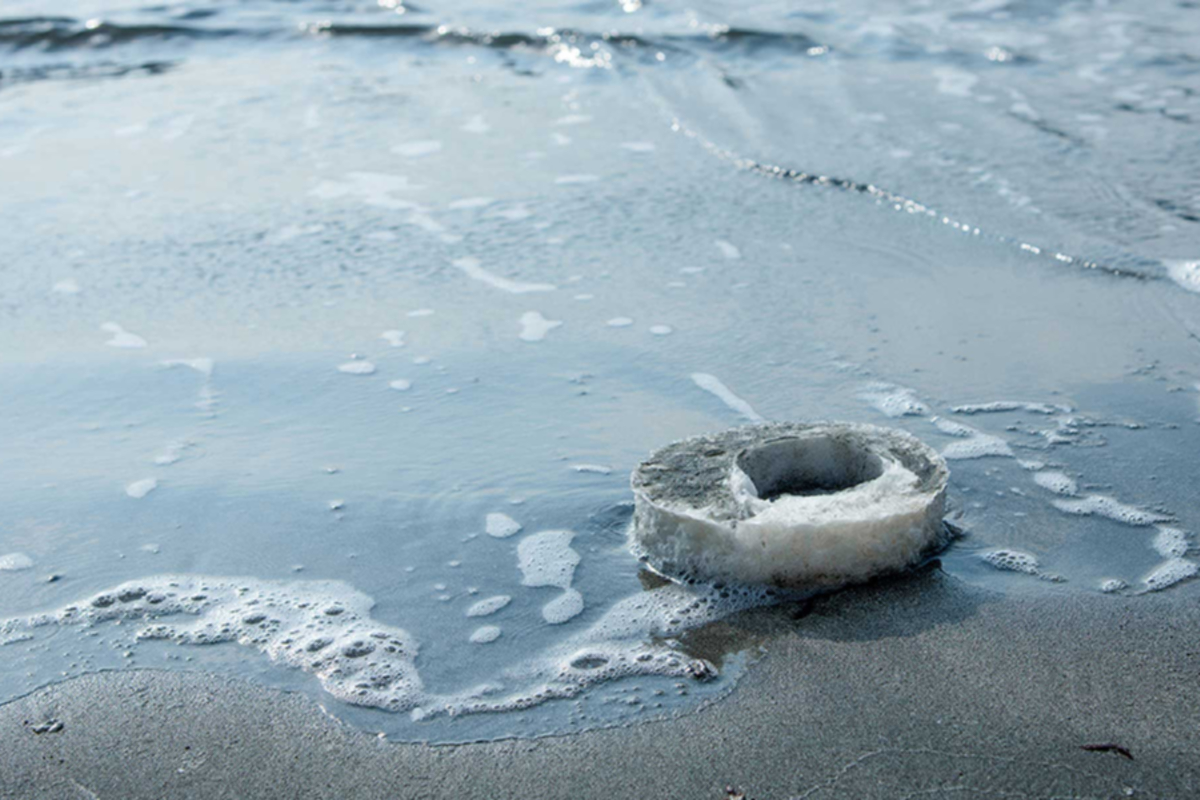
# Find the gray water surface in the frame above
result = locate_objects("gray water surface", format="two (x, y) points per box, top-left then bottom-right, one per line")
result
(1, 0), (1198, 742)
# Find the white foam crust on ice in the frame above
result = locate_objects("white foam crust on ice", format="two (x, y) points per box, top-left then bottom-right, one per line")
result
(630, 422), (949, 587)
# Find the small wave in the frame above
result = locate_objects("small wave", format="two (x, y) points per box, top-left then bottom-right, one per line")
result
(0, 17), (240, 50)
(0, 60), (176, 87)
(661, 113), (1164, 285)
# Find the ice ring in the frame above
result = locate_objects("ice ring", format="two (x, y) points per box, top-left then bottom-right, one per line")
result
(630, 422), (951, 588)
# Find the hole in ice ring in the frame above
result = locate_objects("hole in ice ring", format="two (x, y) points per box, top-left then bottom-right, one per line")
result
(734, 435), (885, 500)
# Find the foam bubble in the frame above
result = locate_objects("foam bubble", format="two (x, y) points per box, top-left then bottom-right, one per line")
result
(555, 115), (592, 125)
(1141, 559), (1198, 592)
(380, 330), (406, 347)
(933, 418), (1014, 460)
(125, 478), (158, 499)
(461, 115), (490, 134)
(606, 317), (633, 327)
(310, 173), (420, 211)
(952, 401), (1070, 415)
(690, 373), (764, 423)
(551, 132), (571, 146)
(1032, 470), (1078, 496)
(338, 361), (376, 375)
(715, 240), (741, 259)
(162, 357), (214, 377)
(555, 175), (599, 185)
(101, 322), (147, 349)
(1051, 495), (1170, 526)
(389, 379), (412, 392)
(860, 383), (929, 417)
(620, 142), (655, 153)
(485, 513), (522, 539)
(392, 140), (442, 158)
(518, 531), (579, 590)
(649, 325), (673, 336)
(268, 224), (324, 244)
(453, 257), (555, 294)
(542, 588), (584, 624)
(1152, 527), (1190, 559)
(493, 205), (531, 221)
(469, 625), (501, 644)
(52, 279), (81, 295)
(571, 464), (612, 475)
(1164, 260), (1200, 293)
(933, 67), (978, 97)
(518, 311), (562, 342)
(466, 596), (511, 617)
(407, 309), (434, 318)
(980, 549), (1044, 576)
(448, 197), (493, 210)
(0, 553), (34, 571)
(154, 440), (193, 466)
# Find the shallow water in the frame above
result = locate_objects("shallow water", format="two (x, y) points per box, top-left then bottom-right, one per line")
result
(1, 0), (1198, 742)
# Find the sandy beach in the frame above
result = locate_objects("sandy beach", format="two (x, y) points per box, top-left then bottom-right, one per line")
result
(4, 567), (1197, 799)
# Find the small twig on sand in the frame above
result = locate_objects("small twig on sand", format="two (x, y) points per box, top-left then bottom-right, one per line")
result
(1081, 743), (1134, 760)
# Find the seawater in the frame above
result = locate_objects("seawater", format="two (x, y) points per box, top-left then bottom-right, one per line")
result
(1, 0), (1198, 741)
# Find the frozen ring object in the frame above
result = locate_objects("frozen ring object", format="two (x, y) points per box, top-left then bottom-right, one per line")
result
(630, 422), (950, 588)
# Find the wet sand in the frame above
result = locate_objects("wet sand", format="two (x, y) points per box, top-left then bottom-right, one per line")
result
(3, 567), (1197, 799)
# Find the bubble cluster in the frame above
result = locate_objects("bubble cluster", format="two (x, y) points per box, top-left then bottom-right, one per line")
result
(518, 530), (585, 624)
(0, 570), (777, 725)
(1051, 495), (1169, 526)
(934, 418), (1015, 460)
(859, 383), (929, 418)
(979, 549), (1063, 581)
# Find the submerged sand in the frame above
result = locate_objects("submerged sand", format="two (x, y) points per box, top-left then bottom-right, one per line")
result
(2, 568), (1197, 799)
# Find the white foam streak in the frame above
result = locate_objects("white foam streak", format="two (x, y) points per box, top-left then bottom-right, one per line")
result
(518, 312), (562, 342)
(452, 257), (555, 294)
(1052, 495), (1170, 526)
(690, 373), (764, 423)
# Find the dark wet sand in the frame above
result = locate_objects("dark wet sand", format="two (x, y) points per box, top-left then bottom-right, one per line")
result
(3, 568), (1198, 799)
